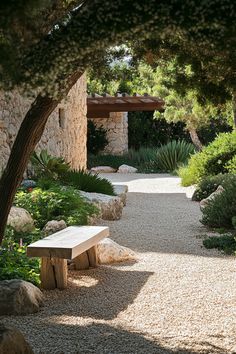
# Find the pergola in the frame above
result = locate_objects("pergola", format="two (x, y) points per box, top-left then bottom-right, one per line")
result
(87, 93), (165, 118)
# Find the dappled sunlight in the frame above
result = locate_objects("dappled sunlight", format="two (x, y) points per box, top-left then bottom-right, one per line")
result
(68, 275), (99, 288)
(100, 173), (195, 198)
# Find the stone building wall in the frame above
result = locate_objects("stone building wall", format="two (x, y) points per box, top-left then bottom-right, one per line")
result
(0, 73), (87, 172)
(89, 112), (128, 155)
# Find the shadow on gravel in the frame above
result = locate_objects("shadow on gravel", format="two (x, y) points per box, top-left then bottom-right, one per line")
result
(27, 321), (222, 354)
(41, 267), (154, 320)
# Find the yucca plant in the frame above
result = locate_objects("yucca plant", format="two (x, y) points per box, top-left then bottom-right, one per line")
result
(31, 150), (70, 179)
(62, 169), (115, 195)
(155, 140), (195, 172)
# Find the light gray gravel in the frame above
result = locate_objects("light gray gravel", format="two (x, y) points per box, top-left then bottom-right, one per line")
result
(1, 174), (236, 354)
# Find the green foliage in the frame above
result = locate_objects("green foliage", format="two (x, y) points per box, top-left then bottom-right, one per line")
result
(31, 150), (70, 179)
(15, 186), (98, 229)
(192, 174), (236, 201)
(62, 169), (115, 195)
(226, 155), (236, 174)
(155, 140), (195, 172)
(0, 227), (40, 285)
(232, 217), (236, 230)
(201, 178), (236, 229)
(179, 132), (236, 186)
(128, 111), (190, 149)
(87, 120), (108, 155)
(203, 234), (236, 255)
(88, 147), (162, 173)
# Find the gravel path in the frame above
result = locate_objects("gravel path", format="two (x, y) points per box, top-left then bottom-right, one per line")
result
(2, 174), (236, 354)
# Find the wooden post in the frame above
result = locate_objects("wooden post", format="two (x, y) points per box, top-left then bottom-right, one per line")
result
(40, 257), (67, 290)
(87, 246), (98, 267)
(74, 252), (90, 270)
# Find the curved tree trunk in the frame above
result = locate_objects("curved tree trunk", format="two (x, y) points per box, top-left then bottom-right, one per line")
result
(0, 71), (83, 244)
(188, 127), (203, 151)
(0, 95), (58, 244)
(232, 91), (236, 129)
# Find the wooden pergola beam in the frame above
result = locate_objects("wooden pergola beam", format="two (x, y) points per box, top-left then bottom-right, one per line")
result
(87, 95), (165, 118)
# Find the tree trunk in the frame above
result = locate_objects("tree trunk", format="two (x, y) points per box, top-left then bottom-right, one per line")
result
(0, 71), (83, 244)
(232, 92), (236, 129)
(188, 127), (203, 151)
(0, 95), (58, 244)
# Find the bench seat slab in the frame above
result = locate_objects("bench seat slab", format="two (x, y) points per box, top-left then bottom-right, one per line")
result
(27, 226), (109, 260)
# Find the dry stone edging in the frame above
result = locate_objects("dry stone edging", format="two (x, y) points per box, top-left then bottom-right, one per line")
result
(7, 206), (35, 233)
(0, 280), (43, 315)
(200, 185), (225, 210)
(97, 238), (136, 264)
(90, 166), (117, 173)
(113, 184), (128, 206)
(79, 191), (123, 220)
(0, 324), (34, 354)
(117, 164), (137, 173)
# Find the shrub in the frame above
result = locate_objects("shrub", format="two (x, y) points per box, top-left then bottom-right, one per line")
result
(179, 132), (236, 186)
(15, 186), (98, 229)
(203, 234), (236, 255)
(232, 216), (236, 229)
(87, 120), (108, 154)
(31, 150), (70, 179)
(155, 140), (195, 172)
(226, 155), (236, 174)
(62, 169), (115, 195)
(0, 227), (40, 285)
(192, 174), (236, 201)
(201, 178), (236, 228)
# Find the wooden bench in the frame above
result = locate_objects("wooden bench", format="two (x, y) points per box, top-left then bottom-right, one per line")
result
(27, 226), (109, 290)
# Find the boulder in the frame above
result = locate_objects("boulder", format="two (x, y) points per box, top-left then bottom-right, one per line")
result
(80, 191), (123, 220)
(97, 238), (136, 264)
(113, 184), (128, 206)
(43, 220), (67, 236)
(91, 166), (117, 173)
(200, 185), (225, 210)
(0, 280), (43, 315)
(117, 164), (137, 173)
(7, 207), (35, 233)
(0, 324), (34, 354)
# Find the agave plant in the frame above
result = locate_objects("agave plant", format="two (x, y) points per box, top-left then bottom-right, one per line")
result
(62, 169), (115, 195)
(31, 150), (70, 179)
(155, 140), (195, 172)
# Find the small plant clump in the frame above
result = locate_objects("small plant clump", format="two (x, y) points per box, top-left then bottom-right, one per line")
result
(155, 140), (195, 172)
(0, 227), (41, 286)
(192, 174), (236, 201)
(203, 233), (236, 255)
(201, 178), (236, 229)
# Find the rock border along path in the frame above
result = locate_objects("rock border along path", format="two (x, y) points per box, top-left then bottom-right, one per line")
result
(1, 174), (236, 354)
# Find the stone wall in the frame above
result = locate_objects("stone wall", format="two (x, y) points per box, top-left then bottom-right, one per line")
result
(89, 112), (128, 155)
(0, 73), (87, 172)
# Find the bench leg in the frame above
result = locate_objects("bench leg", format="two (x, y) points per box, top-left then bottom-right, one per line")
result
(41, 257), (67, 290)
(74, 252), (90, 270)
(87, 246), (98, 268)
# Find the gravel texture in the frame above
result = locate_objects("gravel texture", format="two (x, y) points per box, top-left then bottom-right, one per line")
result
(1, 174), (236, 354)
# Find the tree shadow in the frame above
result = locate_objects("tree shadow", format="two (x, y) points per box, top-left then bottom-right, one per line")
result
(38, 322), (219, 354)
(37, 266), (154, 321)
